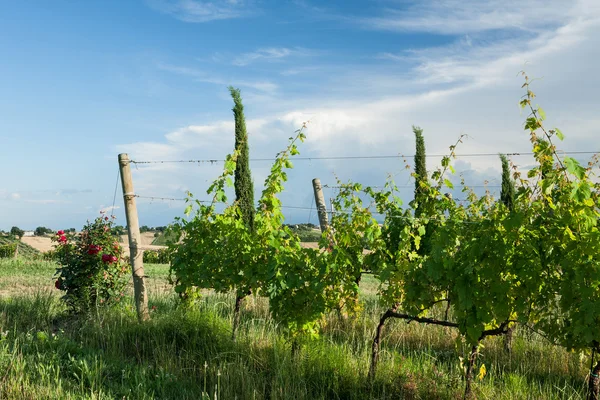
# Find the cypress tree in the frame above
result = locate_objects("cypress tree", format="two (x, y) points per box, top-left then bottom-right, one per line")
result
(229, 87), (255, 340)
(500, 154), (515, 211)
(499, 153), (516, 352)
(412, 125), (431, 259)
(413, 125), (426, 216)
(229, 86), (255, 233)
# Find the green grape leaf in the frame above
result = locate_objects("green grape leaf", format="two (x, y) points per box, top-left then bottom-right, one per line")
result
(564, 157), (585, 180)
(537, 106), (546, 121)
(555, 128), (564, 141)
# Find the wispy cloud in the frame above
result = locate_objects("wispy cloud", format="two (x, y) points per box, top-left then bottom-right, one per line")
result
(409, 20), (596, 86)
(361, 0), (583, 35)
(56, 189), (94, 195)
(376, 52), (411, 63)
(146, 0), (255, 23)
(279, 66), (321, 76)
(0, 190), (92, 202)
(232, 47), (314, 66)
(25, 199), (70, 205)
(158, 63), (279, 93)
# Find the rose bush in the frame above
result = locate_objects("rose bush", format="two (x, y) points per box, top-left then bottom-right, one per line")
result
(53, 214), (129, 314)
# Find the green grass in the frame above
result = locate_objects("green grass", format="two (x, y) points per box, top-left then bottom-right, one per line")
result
(0, 258), (591, 399)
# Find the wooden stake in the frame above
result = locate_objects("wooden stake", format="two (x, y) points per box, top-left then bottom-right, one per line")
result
(312, 178), (329, 233)
(118, 153), (150, 322)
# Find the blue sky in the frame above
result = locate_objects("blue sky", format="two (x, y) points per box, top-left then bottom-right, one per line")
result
(1, 0), (599, 230)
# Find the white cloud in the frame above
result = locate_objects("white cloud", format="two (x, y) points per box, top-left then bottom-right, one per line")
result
(158, 64), (279, 93)
(233, 48), (292, 66)
(146, 0), (254, 23)
(232, 47), (314, 66)
(280, 66), (322, 76)
(118, 5), (600, 217)
(25, 199), (69, 205)
(361, 0), (592, 35)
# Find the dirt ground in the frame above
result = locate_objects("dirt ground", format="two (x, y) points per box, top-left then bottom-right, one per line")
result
(20, 236), (56, 253)
(21, 232), (165, 254)
(119, 232), (157, 246)
(22, 236), (328, 254)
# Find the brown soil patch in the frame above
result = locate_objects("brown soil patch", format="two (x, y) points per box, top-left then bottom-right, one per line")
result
(21, 236), (55, 253)
(120, 232), (157, 246)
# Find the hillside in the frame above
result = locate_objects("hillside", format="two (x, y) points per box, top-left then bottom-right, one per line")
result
(21, 236), (56, 253)
(0, 236), (41, 258)
(151, 231), (178, 246)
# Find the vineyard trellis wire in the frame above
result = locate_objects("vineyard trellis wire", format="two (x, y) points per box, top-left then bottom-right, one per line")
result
(126, 149), (600, 165)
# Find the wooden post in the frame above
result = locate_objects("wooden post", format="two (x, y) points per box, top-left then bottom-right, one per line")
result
(118, 153), (150, 322)
(312, 178), (329, 233)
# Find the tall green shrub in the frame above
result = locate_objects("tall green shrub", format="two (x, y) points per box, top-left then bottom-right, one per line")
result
(500, 154), (515, 211)
(413, 126), (431, 257)
(0, 243), (17, 258)
(413, 125), (427, 215)
(229, 87), (255, 233)
(229, 86), (256, 339)
(499, 153), (517, 352)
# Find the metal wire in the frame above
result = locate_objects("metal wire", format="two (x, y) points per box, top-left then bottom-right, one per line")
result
(128, 150), (600, 165)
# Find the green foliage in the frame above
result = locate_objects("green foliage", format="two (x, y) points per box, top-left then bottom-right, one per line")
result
(229, 86), (255, 234)
(170, 126), (352, 336)
(413, 125), (427, 214)
(34, 226), (53, 236)
(111, 225), (125, 236)
(0, 236), (40, 258)
(284, 224), (321, 242)
(151, 230), (178, 246)
(10, 226), (24, 239)
(143, 248), (170, 264)
(0, 243), (17, 258)
(41, 248), (59, 261)
(166, 74), (599, 395)
(354, 75), (600, 396)
(499, 154), (516, 211)
(53, 216), (129, 314)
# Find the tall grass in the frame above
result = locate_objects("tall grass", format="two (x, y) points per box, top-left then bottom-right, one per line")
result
(0, 259), (590, 399)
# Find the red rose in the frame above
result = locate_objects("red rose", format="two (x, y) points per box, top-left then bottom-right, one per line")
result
(87, 245), (102, 255)
(55, 279), (62, 289)
(57, 230), (65, 235)
(102, 254), (111, 263)
(105, 217), (109, 221)
(58, 235), (67, 244)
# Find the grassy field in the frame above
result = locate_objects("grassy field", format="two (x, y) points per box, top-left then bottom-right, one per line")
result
(0, 258), (591, 399)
